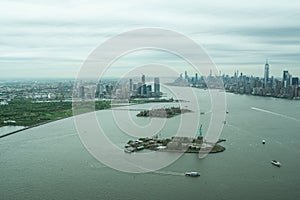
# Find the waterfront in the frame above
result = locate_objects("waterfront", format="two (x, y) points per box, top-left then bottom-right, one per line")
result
(1, 87), (300, 200)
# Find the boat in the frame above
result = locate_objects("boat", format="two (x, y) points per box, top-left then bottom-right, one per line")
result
(262, 140), (266, 144)
(136, 145), (145, 151)
(185, 172), (200, 177)
(124, 147), (135, 153)
(271, 160), (281, 167)
(124, 149), (134, 153)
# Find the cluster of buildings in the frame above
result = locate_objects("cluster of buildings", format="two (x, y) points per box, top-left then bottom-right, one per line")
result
(174, 60), (300, 99)
(129, 75), (161, 98)
(73, 75), (161, 100)
(2, 60), (299, 105)
(224, 61), (300, 99)
(0, 80), (73, 104)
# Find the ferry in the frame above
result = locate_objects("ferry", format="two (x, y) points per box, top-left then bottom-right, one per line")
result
(271, 160), (281, 167)
(185, 172), (200, 177)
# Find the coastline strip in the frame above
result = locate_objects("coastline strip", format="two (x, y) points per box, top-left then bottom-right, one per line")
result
(0, 118), (66, 139)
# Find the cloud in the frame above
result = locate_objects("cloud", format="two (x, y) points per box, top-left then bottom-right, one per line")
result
(0, 0), (300, 78)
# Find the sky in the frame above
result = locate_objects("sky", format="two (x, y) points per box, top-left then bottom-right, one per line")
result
(1, 0), (300, 79)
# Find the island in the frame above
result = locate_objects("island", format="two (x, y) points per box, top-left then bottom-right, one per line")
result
(136, 106), (192, 118)
(124, 125), (226, 154)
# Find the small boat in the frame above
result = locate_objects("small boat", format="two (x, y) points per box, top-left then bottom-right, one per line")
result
(124, 147), (135, 153)
(124, 149), (133, 153)
(271, 160), (281, 167)
(185, 172), (200, 177)
(262, 140), (266, 144)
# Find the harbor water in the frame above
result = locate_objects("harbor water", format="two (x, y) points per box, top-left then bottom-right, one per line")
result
(1, 87), (300, 200)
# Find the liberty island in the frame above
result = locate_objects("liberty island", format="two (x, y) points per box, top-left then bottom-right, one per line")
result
(125, 125), (226, 154)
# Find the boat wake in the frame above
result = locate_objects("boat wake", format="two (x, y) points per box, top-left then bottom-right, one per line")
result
(251, 107), (300, 122)
(151, 170), (184, 176)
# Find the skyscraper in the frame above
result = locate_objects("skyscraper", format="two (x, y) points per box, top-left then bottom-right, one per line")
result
(184, 71), (188, 80)
(141, 74), (146, 96)
(154, 77), (160, 96)
(292, 77), (299, 86)
(264, 59), (269, 88)
(141, 74), (145, 85)
(282, 70), (290, 88)
(146, 85), (152, 97)
(129, 79), (133, 92)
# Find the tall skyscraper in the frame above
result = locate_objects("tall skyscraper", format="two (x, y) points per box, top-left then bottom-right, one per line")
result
(184, 71), (188, 80)
(146, 85), (152, 97)
(264, 58), (269, 88)
(129, 79), (133, 92)
(282, 70), (290, 88)
(154, 77), (160, 96)
(141, 74), (146, 96)
(141, 74), (145, 85)
(137, 82), (142, 96)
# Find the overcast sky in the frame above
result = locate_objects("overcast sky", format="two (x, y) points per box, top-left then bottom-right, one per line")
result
(1, 0), (300, 78)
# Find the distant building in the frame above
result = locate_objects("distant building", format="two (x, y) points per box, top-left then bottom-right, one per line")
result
(292, 77), (299, 86)
(264, 59), (269, 88)
(154, 77), (160, 96)
(292, 85), (298, 97)
(184, 71), (188, 81)
(141, 74), (145, 85)
(282, 70), (290, 88)
(137, 82), (143, 96)
(146, 85), (152, 96)
(79, 86), (85, 99)
(142, 84), (147, 96)
(129, 79), (133, 92)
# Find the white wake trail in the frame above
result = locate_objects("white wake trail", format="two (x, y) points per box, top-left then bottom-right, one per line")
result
(151, 170), (185, 176)
(251, 107), (300, 122)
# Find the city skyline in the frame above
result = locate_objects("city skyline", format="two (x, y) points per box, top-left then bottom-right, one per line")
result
(1, 0), (300, 78)
(175, 61), (300, 99)
(1, 63), (299, 83)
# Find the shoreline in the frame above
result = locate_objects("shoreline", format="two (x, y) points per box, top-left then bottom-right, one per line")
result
(0, 97), (180, 138)
(125, 138), (226, 154)
(156, 145), (226, 154)
(0, 117), (71, 139)
(0, 100), (176, 139)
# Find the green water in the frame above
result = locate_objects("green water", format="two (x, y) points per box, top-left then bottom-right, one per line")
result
(1, 88), (300, 200)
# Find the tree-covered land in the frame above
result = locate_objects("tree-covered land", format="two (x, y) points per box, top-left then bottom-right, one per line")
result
(0, 98), (111, 127)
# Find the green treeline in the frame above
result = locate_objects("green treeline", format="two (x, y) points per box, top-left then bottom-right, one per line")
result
(0, 98), (111, 127)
